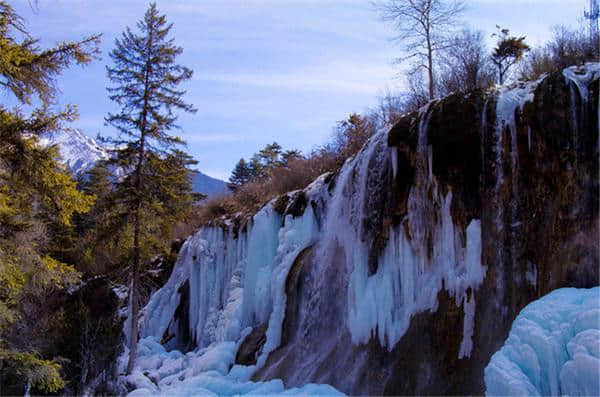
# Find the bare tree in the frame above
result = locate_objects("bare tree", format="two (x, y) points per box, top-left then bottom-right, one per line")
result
(377, 89), (406, 125)
(376, 0), (467, 100)
(437, 28), (495, 95)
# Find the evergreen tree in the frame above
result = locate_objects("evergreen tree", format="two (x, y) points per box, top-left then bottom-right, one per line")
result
(281, 149), (303, 165)
(333, 113), (375, 161)
(229, 158), (252, 189)
(0, 1), (99, 393)
(258, 142), (282, 167)
(104, 2), (196, 374)
(491, 26), (530, 84)
(249, 153), (265, 179)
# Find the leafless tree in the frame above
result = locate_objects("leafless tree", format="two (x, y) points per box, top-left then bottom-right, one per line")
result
(377, 89), (406, 125)
(437, 28), (495, 95)
(376, 0), (467, 100)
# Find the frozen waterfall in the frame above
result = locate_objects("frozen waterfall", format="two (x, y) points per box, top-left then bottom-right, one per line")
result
(120, 63), (599, 396)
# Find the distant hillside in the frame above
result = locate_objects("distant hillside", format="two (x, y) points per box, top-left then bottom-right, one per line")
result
(41, 129), (229, 198)
(190, 170), (229, 197)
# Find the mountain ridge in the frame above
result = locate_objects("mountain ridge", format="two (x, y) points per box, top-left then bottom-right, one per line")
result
(41, 129), (229, 197)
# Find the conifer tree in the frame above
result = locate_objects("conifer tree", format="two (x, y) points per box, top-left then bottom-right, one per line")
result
(281, 149), (303, 165)
(105, 2), (196, 374)
(258, 142), (283, 167)
(229, 158), (252, 189)
(491, 26), (530, 84)
(0, 1), (99, 393)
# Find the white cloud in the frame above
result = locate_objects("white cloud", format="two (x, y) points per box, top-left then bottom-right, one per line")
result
(193, 61), (396, 95)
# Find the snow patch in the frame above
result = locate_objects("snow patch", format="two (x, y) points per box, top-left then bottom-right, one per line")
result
(38, 129), (110, 174)
(128, 309), (343, 395)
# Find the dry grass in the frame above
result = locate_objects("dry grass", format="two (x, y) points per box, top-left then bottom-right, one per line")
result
(190, 143), (347, 227)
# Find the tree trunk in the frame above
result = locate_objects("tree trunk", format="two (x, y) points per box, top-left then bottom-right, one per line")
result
(126, 203), (141, 374)
(122, 10), (154, 375)
(126, 18), (152, 374)
(426, 35), (434, 100)
(125, 129), (146, 374)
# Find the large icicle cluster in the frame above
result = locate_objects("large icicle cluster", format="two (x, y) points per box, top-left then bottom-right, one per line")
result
(125, 177), (328, 394)
(484, 287), (600, 396)
(140, 185), (324, 353)
(323, 120), (485, 352)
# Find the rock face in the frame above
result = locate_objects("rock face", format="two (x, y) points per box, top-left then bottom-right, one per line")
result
(134, 64), (599, 395)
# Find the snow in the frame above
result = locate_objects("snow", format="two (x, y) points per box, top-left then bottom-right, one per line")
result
(127, 338), (344, 396)
(38, 129), (110, 174)
(484, 287), (600, 396)
(113, 284), (129, 301)
(562, 63), (600, 102)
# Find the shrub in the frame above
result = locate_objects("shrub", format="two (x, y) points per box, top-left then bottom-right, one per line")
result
(520, 25), (599, 80)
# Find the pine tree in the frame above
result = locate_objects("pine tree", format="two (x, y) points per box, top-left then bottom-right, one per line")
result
(0, 2), (99, 392)
(491, 26), (530, 85)
(104, 2), (196, 374)
(281, 149), (303, 165)
(229, 158), (252, 189)
(258, 142), (283, 167)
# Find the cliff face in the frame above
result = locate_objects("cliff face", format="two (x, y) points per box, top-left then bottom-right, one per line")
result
(134, 64), (599, 395)
(374, 66), (599, 394)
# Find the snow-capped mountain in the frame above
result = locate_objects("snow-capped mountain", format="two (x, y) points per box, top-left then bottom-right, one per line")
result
(39, 129), (110, 175)
(41, 129), (229, 197)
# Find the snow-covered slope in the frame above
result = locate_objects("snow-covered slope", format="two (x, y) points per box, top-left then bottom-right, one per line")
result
(484, 287), (600, 396)
(40, 129), (110, 175)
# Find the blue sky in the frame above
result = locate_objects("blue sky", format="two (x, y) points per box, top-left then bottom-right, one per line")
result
(12, 0), (585, 180)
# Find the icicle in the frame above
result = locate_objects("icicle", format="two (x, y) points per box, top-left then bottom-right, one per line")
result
(391, 146), (398, 178)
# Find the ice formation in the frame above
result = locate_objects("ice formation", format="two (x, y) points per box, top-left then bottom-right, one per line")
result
(125, 337), (343, 396)
(484, 287), (600, 396)
(127, 123), (488, 393)
(317, 109), (486, 351)
(127, 177), (329, 394)
(129, 100), (488, 394)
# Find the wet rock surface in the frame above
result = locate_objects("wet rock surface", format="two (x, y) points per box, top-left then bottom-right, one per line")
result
(254, 67), (599, 395)
(236, 322), (268, 366)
